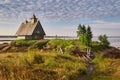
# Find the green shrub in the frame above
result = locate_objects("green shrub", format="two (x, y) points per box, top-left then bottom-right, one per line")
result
(65, 44), (76, 53)
(91, 42), (105, 51)
(10, 40), (48, 49)
(47, 39), (64, 49)
(10, 39), (37, 46)
(33, 40), (48, 49)
(99, 35), (110, 47)
(47, 39), (85, 53)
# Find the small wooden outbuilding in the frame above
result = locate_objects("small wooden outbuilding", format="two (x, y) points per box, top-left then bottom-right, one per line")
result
(16, 14), (46, 40)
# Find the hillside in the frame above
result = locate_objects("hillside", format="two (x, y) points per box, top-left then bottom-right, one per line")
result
(0, 39), (120, 80)
(0, 51), (87, 80)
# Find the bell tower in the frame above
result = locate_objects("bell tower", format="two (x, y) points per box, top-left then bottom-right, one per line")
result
(31, 14), (37, 23)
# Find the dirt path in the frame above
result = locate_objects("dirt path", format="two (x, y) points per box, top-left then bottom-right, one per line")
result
(78, 62), (95, 80)
(86, 63), (95, 80)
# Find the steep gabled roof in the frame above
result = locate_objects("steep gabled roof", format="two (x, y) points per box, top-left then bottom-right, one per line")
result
(35, 21), (46, 35)
(16, 20), (45, 36)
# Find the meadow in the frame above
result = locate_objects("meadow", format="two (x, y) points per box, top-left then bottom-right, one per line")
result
(0, 50), (87, 80)
(0, 39), (120, 80)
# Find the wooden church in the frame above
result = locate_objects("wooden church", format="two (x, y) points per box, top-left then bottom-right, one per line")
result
(16, 14), (46, 40)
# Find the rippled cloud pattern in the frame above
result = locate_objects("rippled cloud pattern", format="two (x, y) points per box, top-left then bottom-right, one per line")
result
(0, 0), (120, 21)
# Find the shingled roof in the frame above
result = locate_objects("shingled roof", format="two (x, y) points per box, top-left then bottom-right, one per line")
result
(16, 15), (45, 36)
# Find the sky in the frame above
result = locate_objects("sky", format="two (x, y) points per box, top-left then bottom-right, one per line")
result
(0, 0), (120, 36)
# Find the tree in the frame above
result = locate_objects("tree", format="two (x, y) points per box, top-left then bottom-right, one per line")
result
(77, 24), (93, 54)
(77, 25), (93, 47)
(79, 33), (89, 46)
(82, 25), (86, 34)
(77, 24), (86, 38)
(99, 34), (110, 47)
(86, 26), (92, 41)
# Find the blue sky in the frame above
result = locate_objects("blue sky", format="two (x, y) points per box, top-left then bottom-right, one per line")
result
(0, 0), (120, 36)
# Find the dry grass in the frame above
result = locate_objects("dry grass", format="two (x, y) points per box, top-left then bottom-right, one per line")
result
(91, 58), (120, 80)
(0, 50), (87, 80)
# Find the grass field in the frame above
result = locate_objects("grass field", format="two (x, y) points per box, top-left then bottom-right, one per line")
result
(0, 39), (120, 80)
(0, 50), (87, 80)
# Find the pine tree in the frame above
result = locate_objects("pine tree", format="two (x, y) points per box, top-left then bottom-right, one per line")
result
(77, 24), (86, 38)
(86, 25), (92, 46)
(82, 25), (86, 34)
(77, 24), (92, 47)
(77, 24), (83, 37)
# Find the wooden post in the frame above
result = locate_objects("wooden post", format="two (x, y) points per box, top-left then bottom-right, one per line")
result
(60, 48), (64, 54)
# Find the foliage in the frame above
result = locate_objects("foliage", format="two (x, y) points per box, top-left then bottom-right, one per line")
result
(47, 39), (64, 49)
(77, 24), (86, 37)
(86, 26), (92, 42)
(79, 33), (89, 46)
(9, 38), (109, 53)
(10, 39), (48, 49)
(99, 35), (110, 47)
(9, 39), (90, 53)
(64, 44), (81, 54)
(91, 42), (105, 52)
(47, 39), (87, 53)
(77, 24), (92, 47)
(65, 44), (76, 53)
(10, 39), (36, 46)
(33, 40), (48, 49)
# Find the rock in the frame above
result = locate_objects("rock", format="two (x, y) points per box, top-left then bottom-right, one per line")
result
(2, 45), (11, 52)
(28, 46), (36, 50)
(103, 47), (120, 58)
(9, 46), (18, 52)
(0, 43), (9, 50)
(17, 46), (28, 52)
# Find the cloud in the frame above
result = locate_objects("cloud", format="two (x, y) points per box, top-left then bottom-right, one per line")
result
(0, 0), (11, 4)
(0, 0), (120, 22)
(89, 21), (120, 36)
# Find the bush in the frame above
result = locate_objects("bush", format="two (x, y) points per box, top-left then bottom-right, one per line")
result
(91, 42), (104, 51)
(33, 40), (48, 49)
(10, 40), (48, 49)
(65, 44), (76, 53)
(10, 39), (37, 46)
(99, 35), (110, 48)
(47, 39), (85, 53)
(47, 39), (67, 49)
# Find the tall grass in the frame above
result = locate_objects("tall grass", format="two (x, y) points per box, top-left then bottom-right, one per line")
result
(0, 50), (87, 80)
(92, 54), (104, 64)
(91, 58), (120, 80)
